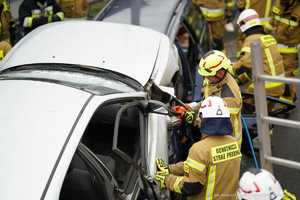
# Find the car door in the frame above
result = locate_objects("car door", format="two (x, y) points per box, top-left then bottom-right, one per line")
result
(182, 2), (212, 101)
(77, 96), (167, 199)
(112, 100), (170, 199)
(59, 143), (118, 200)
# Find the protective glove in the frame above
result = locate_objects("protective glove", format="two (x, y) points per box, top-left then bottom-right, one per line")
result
(155, 158), (169, 189)
(156, 158), (169, 173)
(155, 170), (169, 189)
(283, 190), (296, 200)
(184, 110), (195, 124)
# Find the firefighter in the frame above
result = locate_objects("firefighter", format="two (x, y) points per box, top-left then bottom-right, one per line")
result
(237, 168), (296, 200)
(237, 0), (274, 30)
(192, 0), (235, 50)
(0, 0), (12, 60)
(234, 9), (285, 109)
(57, 0), (87, 18)
(194, 50), (242, 147)
(155, 96), (242, 199)
(19, 0), (64, 35)
(235, 0), (274, 55)
(271, 0), (300, 103)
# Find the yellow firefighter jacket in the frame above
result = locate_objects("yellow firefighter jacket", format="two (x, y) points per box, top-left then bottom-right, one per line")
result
(271, 2), (300, 77)
(192, 0), (233, 41)
(192, 0), (235, 19)
(272, 2), (300, 46)
(0, 0), (12, 60)
(0, 0), (11, 41)
(234, 33), (285, 97)
(166, 135), (241, 200)
(202, 73), (243, 147)
(58, 0), (88, 18)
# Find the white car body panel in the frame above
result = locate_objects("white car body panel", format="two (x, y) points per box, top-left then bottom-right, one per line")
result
(147, 113), (170, 176)
(0, 80), (91, 199)
(44, 92), (148, 200)
(1, 21), (178, 87)
(0, 76), (169, 199)
(0, 21), (172, 199)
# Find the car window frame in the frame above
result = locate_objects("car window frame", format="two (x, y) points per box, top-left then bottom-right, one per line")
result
(112, 101), (146, 194)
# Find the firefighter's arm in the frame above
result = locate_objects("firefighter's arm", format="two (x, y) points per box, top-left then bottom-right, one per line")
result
(165, 173), (204, 196)
(165, 145), (207, 196)
(19, 4), (38, 29)
(50, 0), (64, 22)
(234, 48), (252, 85)
(20, 7), (47, 29)
(169, 162), (184, 176)
(289, 5), (300, 32)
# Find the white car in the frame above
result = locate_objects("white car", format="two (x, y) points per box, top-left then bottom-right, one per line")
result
(0, 21), (180, 199)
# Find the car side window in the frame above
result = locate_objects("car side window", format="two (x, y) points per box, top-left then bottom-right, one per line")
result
(112, 103), (143, 193)
(184, 3), (211, 53)
(60, 100), (145, 200)
(81, 100), (143, 192)
(59, 145), (113, 200)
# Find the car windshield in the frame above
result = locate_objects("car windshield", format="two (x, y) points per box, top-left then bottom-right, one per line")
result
(0, 64), (140, 95)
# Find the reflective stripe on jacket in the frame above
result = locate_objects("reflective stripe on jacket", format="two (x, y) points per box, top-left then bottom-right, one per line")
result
(271, 3), (300, 45)
(166, 135), (241, 200)
(192, 0), (225, 20)
(234, 34), (285, 97)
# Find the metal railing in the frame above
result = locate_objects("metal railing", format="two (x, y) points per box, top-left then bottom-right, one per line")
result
(251, 41), (300, 172)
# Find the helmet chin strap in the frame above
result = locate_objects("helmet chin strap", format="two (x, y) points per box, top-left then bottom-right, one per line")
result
(211, 69), (227, 84)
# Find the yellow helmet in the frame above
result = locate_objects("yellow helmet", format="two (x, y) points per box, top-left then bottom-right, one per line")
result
(198, 50), (232, 76)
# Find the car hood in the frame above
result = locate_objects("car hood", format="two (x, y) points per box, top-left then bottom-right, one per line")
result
(0, 79), (91, 199)
(1, 21), (170, 86)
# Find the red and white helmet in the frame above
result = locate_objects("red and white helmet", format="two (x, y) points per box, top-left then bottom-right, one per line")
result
(199, 96), (230, 119)
(237, 169), (284, 200)
(237, 9), (261, 32)
(199, 96), (232, 135)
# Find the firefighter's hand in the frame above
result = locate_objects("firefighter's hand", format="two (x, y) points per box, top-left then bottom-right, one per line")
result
(155, 169), (169, 189)
(156, 158), (169, 173)
(184, 110), (195, 124)
(155, 158), (169, 189)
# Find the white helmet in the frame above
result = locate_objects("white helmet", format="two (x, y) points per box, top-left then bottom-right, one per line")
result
(237, 169), (284, 200)
(237, 9), (262, 32)
(199, 96), (232, 135)
(199, 96), (230, 119)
